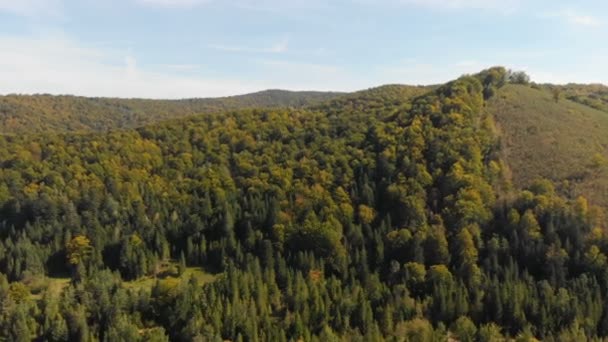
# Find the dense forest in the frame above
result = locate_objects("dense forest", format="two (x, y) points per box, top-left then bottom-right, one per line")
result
(0, 90), (342, 134)
(1, 67), (608, 341)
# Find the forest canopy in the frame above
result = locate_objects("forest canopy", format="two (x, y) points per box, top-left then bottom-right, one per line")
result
(0, 67), (607, 341)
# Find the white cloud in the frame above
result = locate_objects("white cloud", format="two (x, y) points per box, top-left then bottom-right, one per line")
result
(135, 0), (210, 7)
(208, 36), (289, 54)
(125, 55), (138, 80)
(375, 61), (480, 85)
(529, 69), (605, 85)
(0, 34), (273, 99)
(403, 0), (515, 9)
(529, 54), (608, 85)
(544, 9), (602, 27)
(255, 59), (367, 91)
(374, 52), (608, 86)
(0, 0), (63, 16)
(374, 60), (533, 85)
(229, 0), (329, 12)
(258, 59), (340, 74)
(269, 38), (289, 53)
(455, 60), (479, 67)
(0, 34), (357, 98)
(160, 64), (202, 71)
(356, 0), (521, 12)
(135, 0), (327, 11)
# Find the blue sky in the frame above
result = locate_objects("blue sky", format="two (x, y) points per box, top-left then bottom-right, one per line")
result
(0, 0), (606, 98)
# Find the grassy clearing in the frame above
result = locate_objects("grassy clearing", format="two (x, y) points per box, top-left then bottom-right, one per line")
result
(487, 84), (608, 207)
(26, 264), (217, 301)
(123, 266), (217, 292)
(27, 276), (71, 301)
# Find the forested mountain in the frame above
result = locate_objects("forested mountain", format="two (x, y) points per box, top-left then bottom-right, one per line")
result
(0, 90), (343, 134)
(0, 67), (608, 341)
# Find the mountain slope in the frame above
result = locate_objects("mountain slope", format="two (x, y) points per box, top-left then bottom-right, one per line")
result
(487, 84), (608, 207)
(0, 68), (607, 340)
(551, 83), (608, 113)
(0, 89), (343, 134)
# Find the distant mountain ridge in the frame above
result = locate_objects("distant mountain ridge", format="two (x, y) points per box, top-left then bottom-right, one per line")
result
(0, 89), (344, 134)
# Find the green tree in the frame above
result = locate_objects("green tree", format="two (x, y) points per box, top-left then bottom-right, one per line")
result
(451, 316), (477, 342)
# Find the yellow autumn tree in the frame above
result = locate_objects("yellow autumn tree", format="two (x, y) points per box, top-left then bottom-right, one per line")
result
(358, 204), (376, 225)
(66, 235), (92, 265)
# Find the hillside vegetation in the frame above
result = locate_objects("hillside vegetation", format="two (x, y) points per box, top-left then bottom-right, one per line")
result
(0, 89), (343, 134)
(552, 83), (608, 113)
(488, 84), (608, 207)
(0, 68), (607, 341)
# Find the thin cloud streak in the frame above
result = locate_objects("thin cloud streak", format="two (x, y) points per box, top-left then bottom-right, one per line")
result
(135, 0), (210, 8)
(0, 34), (269, 98)
(208, 37), (289, 54)
(355, 0), (521, 12)
(0, 0), (64, 16)
(543, 9), (602, 27)
(134, 0), (329, 11)
(0, 34), (354, 98)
